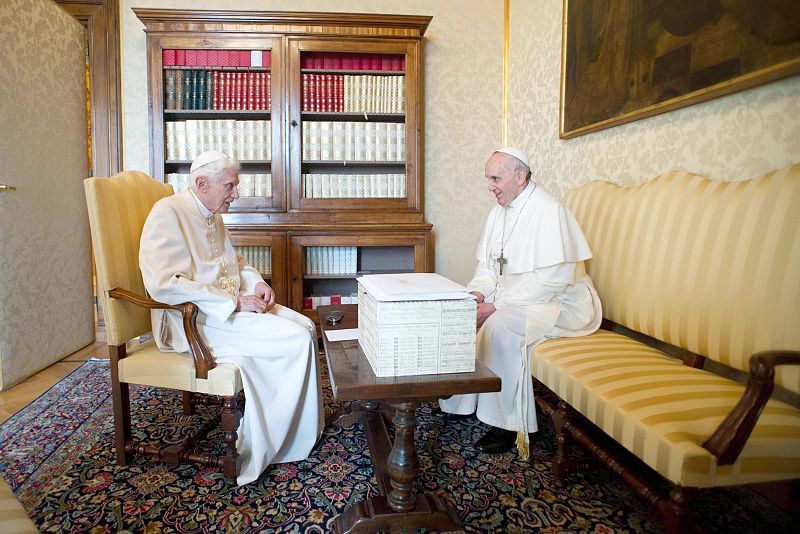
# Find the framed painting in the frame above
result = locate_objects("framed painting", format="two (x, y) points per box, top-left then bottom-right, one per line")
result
(559, 0), (800, 139)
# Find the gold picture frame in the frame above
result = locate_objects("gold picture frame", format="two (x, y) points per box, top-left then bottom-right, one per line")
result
(559, 0), (800, 139)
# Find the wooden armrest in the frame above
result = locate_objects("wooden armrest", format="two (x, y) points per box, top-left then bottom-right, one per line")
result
(702, 350), (800, 465)
(108, 287), (216, 379)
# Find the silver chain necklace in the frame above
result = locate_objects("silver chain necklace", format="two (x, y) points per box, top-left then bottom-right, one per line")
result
(497, 183), (535, 276)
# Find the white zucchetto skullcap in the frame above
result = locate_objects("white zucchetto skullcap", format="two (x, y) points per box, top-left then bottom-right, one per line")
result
(494, 147), (529, 168)
(190, 150), (231, 172)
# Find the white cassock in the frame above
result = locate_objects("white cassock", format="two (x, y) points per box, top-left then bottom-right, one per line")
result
(139, 189), (324, 485)
(439, 181), (602, 457)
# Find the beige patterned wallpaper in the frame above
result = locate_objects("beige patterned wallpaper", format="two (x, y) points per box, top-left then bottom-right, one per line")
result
(508, 0), (800, 198)
(0, 0), (93, 389)
(120, 0), (800, 286)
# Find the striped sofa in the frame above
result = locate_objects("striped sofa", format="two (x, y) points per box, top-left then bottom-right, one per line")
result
(531, 165), (800, 532)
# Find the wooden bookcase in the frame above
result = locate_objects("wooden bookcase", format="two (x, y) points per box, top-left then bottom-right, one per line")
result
(135, 9), (433, 320)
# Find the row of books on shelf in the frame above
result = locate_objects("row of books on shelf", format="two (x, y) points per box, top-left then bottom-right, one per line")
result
(303, 294), (359, 310)
(165, 120), (272, 162)
(167, 173), (272, 197)
(163, 49), (271, 68)
(234, 246), (272, 275)
(302, 74), (404, 113)
(306, 246), (358, 275)
(302, 121), (405, 162)
(303, 174), (406, 199)
(301, 52), (404, 72)
(165, 70), (271, 111)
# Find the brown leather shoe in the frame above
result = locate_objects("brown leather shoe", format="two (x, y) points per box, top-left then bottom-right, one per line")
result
(475, 426), (516, 454)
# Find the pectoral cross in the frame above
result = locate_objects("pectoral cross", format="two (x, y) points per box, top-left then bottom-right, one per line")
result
(497, 252), (507, 275)
(219, 275), (238, 295)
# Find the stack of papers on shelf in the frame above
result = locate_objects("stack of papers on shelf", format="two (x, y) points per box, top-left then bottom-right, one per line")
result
(357, 273), (477, 378)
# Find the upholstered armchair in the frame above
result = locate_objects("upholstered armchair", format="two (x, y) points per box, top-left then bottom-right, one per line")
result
(84, 171), (243, 481)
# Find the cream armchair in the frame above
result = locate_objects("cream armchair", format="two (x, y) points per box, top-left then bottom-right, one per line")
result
(84, 171), (243, 481)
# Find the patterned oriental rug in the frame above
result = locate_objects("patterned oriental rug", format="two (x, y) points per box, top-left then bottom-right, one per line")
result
(0, 359), (794, 533)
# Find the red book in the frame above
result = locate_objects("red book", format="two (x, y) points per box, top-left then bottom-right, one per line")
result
(332, 54), (343, 70)
(391, 56), (402, 71)
(330, 295), (342, 305)
(197, 50), (209, 67)
(212, 71), (221, 109)
(316, 74), (323, 112)
(324, 74), (332, 112)
(224, 72), (232, 110)
(175, 49), (186, 66)
(253, 71), (261, 111)
(262, 50), (271, 68)
(314, 54), (323, 69)
(308, 74), (315, 111)
(185, 49), (198, 66)
(208, 50), (219, 67)
(370, 55), (381, 70)
(337, 75), (345, 112)
(303, 296), (312, 310)
(240, 50), (250, 67)
(218, 50), (230, 66)
(381, 55), (392, 71)
(162, 49), (176, 66)
(267, 72), (272, 110)
(323, 54), (333, 69)
(258, 72), (266, 110)
(342, 54), (353, 70)
(247, 71), (255, 110)
(302, 74), (309, 111)
(233, 72), (242, 109)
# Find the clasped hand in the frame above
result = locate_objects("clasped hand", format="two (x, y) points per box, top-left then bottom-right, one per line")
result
(471, 291), (495, 329)
(236, 282), (275, 313)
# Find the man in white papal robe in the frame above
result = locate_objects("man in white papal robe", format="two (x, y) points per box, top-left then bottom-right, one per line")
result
(139, 150), (324, 486)
(439, 147), (602, 458)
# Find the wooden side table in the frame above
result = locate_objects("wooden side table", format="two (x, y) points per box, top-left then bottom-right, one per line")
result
(318, 304), (501, 534)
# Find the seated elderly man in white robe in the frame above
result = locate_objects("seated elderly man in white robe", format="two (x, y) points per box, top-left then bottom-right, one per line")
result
(439, 147), (602, 458)
(139, 150), (324, 485)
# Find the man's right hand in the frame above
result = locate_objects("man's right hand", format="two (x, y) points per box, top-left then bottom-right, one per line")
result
(236, 294), (270, 313)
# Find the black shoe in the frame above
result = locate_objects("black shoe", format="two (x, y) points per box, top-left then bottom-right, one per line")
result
(475, 426), (516, 454)
(431, 404), (469, 421)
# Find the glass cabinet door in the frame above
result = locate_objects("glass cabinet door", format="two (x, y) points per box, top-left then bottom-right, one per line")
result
(287, 39), (421, 215)
(150, 36), (285, 211)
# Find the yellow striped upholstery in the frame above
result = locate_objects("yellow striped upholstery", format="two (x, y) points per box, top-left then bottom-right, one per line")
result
(534, 331), (800, 487)
(84, 171), (174, 346)
(0, 478), (36, 533)
(565, 166), (800, 394)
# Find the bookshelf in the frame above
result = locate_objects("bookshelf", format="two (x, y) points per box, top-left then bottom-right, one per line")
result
(135, 9), (433, 322)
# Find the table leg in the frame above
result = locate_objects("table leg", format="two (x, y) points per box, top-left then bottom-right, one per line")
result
(387, 401), (420, 511)
(332, 401), (462, 534)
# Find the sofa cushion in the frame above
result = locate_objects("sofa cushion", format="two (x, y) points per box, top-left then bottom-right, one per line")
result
(533, 330), (800, 488)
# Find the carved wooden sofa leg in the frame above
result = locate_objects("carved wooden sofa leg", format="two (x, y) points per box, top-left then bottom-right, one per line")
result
(656, 487), (699, 534)
(552, 401), (594, 486)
